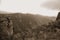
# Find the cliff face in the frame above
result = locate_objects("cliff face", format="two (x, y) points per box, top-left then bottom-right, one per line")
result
(53, 12), (60, 29)
(56, 12), (60, 21)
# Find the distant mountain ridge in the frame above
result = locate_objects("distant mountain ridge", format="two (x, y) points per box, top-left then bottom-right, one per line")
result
(0, 12), (56, 24)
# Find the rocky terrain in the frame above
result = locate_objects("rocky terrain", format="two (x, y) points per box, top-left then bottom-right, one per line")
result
(0, 12), (60, 40)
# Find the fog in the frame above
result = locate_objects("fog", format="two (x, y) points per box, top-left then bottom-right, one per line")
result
(0, 0), (58, 16)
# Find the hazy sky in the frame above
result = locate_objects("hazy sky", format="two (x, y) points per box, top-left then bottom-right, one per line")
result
(0, 0), (58, 16)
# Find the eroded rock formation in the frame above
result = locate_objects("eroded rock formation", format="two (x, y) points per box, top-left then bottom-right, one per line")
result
(0, 16), (13, 40)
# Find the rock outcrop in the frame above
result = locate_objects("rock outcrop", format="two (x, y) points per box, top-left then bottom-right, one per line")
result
(56, 12), (60, 21)
(0, 16), (13, 40)
(54, 12), (60, 29)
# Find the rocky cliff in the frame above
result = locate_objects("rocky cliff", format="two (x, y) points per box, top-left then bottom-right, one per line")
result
(0, 13), (56, 40)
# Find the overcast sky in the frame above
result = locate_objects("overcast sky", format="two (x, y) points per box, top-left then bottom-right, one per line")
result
(0, 0), (58, 16)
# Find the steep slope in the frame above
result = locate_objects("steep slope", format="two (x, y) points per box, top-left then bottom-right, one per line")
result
(0, 12), (56, 40)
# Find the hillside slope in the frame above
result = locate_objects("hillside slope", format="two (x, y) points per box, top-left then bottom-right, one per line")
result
(0, 13), (56, 40)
